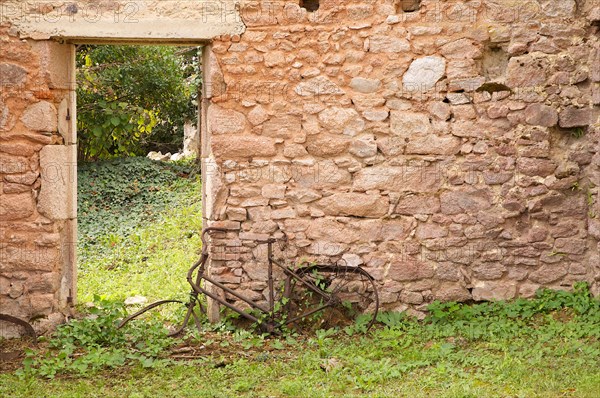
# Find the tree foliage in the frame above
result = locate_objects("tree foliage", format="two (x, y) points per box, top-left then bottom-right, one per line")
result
(76, 45), (200, 161)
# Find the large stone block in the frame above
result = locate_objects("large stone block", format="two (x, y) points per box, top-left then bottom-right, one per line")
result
(388, 260), (435, 282)
(0, 192), (35, 221)
(524, 104), (558, 127)
(208, 105), (247, 135)
(402, 56), (446, 91)
(262, 114), (301, 138)
(350, 77), (381, 94)
(406, 135), (461, 155)
(318, 107), (364, 136)
(353, 164), (443, 192)
(506, 55), (548, 88)
(472, 281), (517, 301)
(395, 195), (441, 215)
(306, 134), (350, 156)
(211, 135), (277, 158)
(317, 193), (388, 218)
(368, 35), (410, 53)
(559, 107), (592, 128)
(516, 157), (557, 177)
(0, 154), (29, 174)
(38, 145), (76, 220)
(306, 218), (360, 244)
(440, 188), (492, 215)
(20, 101), (58, 132)
(0, 63), (27, 87)
(390, 112), (431, 136)
(529, 264), (568, 284)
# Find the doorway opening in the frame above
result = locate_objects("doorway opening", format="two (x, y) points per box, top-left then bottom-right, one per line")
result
(74, 44), (204, 316)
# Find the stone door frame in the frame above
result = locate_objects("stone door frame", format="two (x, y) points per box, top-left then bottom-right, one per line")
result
(59, 38), (212, 308)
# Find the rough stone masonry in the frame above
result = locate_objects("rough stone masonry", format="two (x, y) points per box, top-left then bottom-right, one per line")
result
(1, 0), (599, 335)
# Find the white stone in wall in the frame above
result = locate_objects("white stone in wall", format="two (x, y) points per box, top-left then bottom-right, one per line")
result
(402, 56), (446, 91)
(38, 145), (76, 220)
(20, 101), (58, 132)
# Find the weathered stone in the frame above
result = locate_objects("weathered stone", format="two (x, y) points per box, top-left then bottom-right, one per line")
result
(516, 157), (557, 177)
(434, 284), (471, 302)
(318, 107), (364, 136)
(368, 35), (410, 53)
(402, 56), (446, 91)
(395, 195), (440, 215)
(440, 188), (492, 215)
(400, 291), (424, 305)
(287, 189), (322, 203)
(271, 207), (296, 219)
(3, 183), (30, 194)
(261, 184), (286, 199)
(416, 223), (448, 240)
(435, 263), (462, 281)
(0, 192), (35, 221)
(20, 101), (58, 132)
(473, 263), (506, 280)
(429, 102), (452, 121)
(554, 238), (586, 255)
(406, 135), (461, 155)
(440, 39), (482, 60)
(262, 114), (301, 138)
(212, 136), (277, 158)
(506, 55), (548, 88)
(283, 143), (308, 158)
(559, 107), (592, 128)
(295, 76), (345, 97)
(524, 104), (558, 127)
(0, 100), (12, 131)
(390, 112), (431, 136)
(38, 145), (76, 220)
(472, 281), (516, 301)
(0, 154), (29, 174)
(226, 207), (247, 221)
(247, 106), (269, 125)
(349, 134), (377, 158)
(541, 0), (576, 17)
(388, 260), (435, 281)
(0, 63), (27, 87)
(306, 218), (360, 244)
(208, 105), (247, 135)
(529, 264), (568, 284)
(306, 134), (349, 156)
(353, 164), (443, 193)
(317, 193), (388, 218)
(350, 77), (381, 93)
(341, 253), (363, 267)
(362, 109), (389, 122)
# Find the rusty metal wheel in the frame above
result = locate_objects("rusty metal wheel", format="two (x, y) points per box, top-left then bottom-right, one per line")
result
(283, 265), (379, 332)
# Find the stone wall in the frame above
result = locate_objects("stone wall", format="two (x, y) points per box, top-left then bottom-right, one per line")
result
(1, 28), (75, 336)
(203, 0), (600, 316)
(1, 0), (599, 335)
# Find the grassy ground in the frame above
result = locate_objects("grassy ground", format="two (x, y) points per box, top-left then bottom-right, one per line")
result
(1, 157), (599, 397)
(2, 305), (599, 397)
(77, 157), (202, 305)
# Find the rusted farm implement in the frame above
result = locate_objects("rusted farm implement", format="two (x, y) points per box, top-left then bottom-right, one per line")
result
(119, 227), (379, 334)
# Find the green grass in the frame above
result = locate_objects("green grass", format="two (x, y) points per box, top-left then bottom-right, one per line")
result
(77, 157), (202, 304)
(3, 286), (599, 397)
(2, 311), (599, 397)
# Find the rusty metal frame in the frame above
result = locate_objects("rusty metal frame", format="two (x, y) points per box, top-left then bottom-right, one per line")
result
(118, 227), (379, 334)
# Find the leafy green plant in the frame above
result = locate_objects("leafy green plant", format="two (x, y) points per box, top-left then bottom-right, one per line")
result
(17, 296), (174, 379)
(77, 45), (200, 160)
